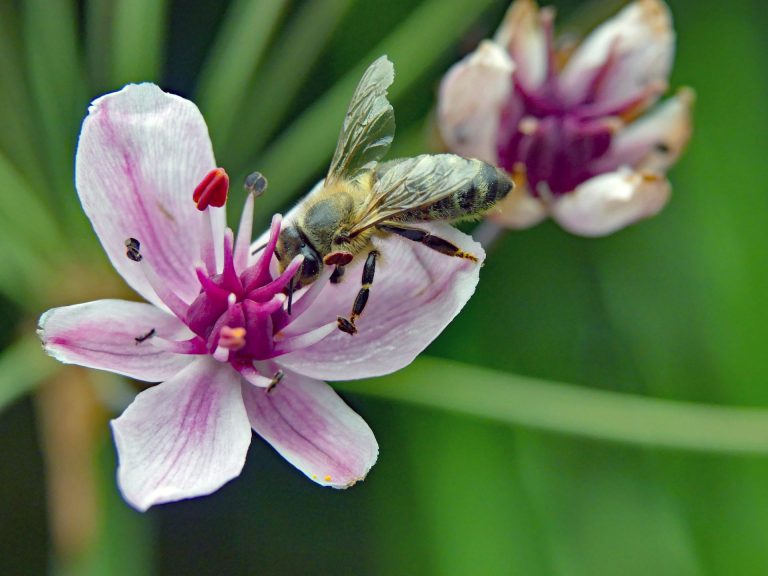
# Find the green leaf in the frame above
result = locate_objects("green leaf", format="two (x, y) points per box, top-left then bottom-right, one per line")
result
(223, 0), (357, 166)
(338, 357), (768, 455)
(0, 336), (57, 413)
(111, 0), (169, 85)
(0, 2), (48, 197)
(249, 0), (499, 223)
(196, 0), (288, 148)
(22, 0), (87, 232)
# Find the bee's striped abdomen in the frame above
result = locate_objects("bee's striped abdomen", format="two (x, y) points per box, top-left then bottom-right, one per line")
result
(397, 159), (513, 223)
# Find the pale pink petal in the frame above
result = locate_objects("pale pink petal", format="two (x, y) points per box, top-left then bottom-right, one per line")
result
(38, 299), (192, 382)
(551, 168), (670, 237)
(489, 181), (548, 229)
(437, 41), (514, 163)
(596, 88), (694, 173)
(242, 370), (377, 488)
(111, 358), (250, 511)
(560, 0), (674, 107)
(76, 83), (224, 309)
(494, 0), (548, 89)
(278, 222), (483, 381)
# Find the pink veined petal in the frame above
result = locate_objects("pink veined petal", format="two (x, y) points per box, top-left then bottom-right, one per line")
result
(437, 40), (515, 164)
(489, 181), (548, 229)
(38, 299), (193, 382)
(560, 0), (675, 108)
(75, 83), (225, 309)
(551, 168), (671, 237)
(494, 0), (548, 90)
(278, 222), (484, 381)
(242, 370), (378, 488)
(111, 357), (251, 511)
(595, 88), (695, 174)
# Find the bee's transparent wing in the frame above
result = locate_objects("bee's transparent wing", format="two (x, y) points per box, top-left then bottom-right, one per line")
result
(346, 154), (478, 235)
(326, 56), (396, 185)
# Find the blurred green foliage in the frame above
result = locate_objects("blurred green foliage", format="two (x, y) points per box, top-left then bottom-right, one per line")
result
(1, 0), (767, 575)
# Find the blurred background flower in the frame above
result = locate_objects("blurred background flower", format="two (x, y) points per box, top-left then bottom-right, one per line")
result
(1, 0), (767, 575)
(438, 0), (693, 236)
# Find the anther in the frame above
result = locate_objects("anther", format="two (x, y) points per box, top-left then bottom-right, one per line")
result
(219, 326), (247, 351)
(193, 168), (229, 211)
(125, 237), (142, 262)
(244, 171), (268, 197)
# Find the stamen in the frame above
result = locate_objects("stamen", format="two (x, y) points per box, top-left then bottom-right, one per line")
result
(271, 321), (337, 356)
(234, 192), (255, 272)
(199, 209), (218, 275)
(283, 266), (333, 321)
(249, 214), (282, 286)
(193, 168), (229, 211)
(238, 363), (275, 388)
(247, 254), (303, 300)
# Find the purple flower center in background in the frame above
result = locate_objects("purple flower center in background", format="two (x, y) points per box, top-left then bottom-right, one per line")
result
(494, 14), (645, 197)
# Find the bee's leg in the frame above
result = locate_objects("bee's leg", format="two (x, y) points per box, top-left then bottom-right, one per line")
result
(337, 250), (378, 335)
(378, 223), (478, 262)
(330, 265), (346, 284)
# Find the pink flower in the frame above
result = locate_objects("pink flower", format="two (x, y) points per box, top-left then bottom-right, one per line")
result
(38, 84), (483, 511)
(438, 0), (693, 236)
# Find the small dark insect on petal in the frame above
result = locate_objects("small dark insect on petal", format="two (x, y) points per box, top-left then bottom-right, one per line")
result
(125, 237), (142, 261)
(134, 328), (156, 344)
(654, 142), (671, 154)
(266, 370), (284, 394)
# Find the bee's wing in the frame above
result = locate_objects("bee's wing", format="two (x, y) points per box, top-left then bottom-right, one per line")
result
(326, 56), (396, 185)
(345, 154), (478, 235)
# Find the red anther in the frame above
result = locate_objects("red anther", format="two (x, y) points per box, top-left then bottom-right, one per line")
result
(193, 168), (229, 211)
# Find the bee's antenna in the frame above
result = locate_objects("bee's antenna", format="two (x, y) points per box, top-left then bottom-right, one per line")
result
(250, 242), (267, 256)
(287, 277), (295, 315)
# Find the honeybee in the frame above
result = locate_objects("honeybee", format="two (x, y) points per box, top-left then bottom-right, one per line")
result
(275, 56), (514, 335)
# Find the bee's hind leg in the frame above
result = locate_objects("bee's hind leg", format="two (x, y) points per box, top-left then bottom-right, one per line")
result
(377, 223), (478, 262)
(337, 250), (378, 335)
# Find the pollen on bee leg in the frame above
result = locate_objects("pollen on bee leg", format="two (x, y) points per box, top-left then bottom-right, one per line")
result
(193, 167), (229, 211)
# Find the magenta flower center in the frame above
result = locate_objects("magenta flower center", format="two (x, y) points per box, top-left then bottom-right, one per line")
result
(138, 168), (334, 383)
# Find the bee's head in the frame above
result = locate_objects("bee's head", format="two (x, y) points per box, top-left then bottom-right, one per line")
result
(276, 224), (322, 286)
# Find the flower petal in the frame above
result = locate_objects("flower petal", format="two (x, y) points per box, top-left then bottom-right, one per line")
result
(494, 0), (548, 90)
(75, 83), (223, 309)
(38, 299), (192, 382)
(560, 0), (674, 108)
(597, 88), (694, 173)
(551, 168), (670, 237)
(111, 358), (250, 511)
(437, 40), (514, 163)
(242, 370), (377, 488)
(489, 181), (548, 229)
(278, 222), (483, 381)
